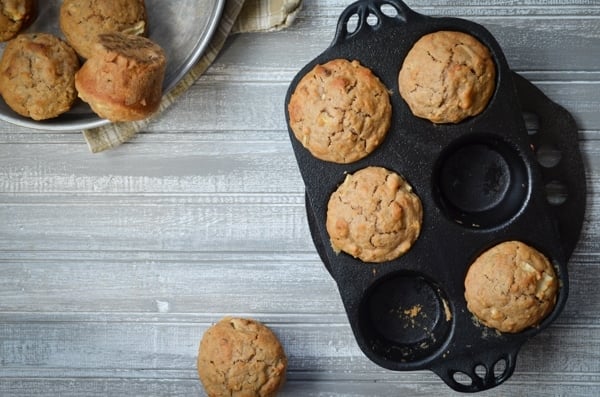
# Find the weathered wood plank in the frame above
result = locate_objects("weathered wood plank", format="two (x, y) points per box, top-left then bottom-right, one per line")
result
(0, 377), (598, 397)
(0, 319), (599, 372)
(0, 259), (342, 314)
(214, 17), (600, 72)
(0, 259), (597, 319)
(0, 198), (598, 253)
(0, 127), (598, 195)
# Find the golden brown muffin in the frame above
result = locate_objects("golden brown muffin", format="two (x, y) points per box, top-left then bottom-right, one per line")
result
(60, 0), (147, 59)
(0, 0), (36, 42)
(75, 32), (166, 122)
(288, 58), (392, 164)
(0, 33), (79, 120)
(197, 317), (288, 397)
(326, 166), (423, 263)
(464, 241), (558, 333)
(398, 30), (496, 124)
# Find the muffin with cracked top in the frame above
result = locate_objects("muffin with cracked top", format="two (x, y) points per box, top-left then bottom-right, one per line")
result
(197, 317), (288, 397)
(464, 240), (558, 333)
(398, 30), (496, 124)
(0, 33), (79, 120)
(288, 58), (392, 164)
(326, 166), (423, 263)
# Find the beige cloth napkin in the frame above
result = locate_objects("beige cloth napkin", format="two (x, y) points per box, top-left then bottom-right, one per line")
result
(83, 0), (303, 153)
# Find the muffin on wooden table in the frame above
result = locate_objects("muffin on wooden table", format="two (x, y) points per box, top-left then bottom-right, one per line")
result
(197, 317), (288, 397)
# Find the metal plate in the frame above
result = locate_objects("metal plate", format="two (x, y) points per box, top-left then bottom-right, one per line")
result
(0, 0), (225, 131)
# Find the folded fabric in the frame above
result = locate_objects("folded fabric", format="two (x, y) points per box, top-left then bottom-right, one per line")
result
(83, 0), (303, 153)
(233, 0), (303, 33)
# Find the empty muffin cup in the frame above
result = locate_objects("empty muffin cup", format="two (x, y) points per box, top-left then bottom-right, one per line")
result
(433, 134), (529, 228)
(358, 272), (452, 366)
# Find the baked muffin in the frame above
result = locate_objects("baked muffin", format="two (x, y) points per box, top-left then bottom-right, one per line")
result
(288, 59), (392, 164)
(75, 32), (166, 122)
(60, 0), (147, 59)
(398, 30), (496, 124)
(0, 0), (36, 42)
(197, 317), (288, 397)
(464, 241), (558, 333)
(0, 33), (79, 120)
(326, 166), (423, 263)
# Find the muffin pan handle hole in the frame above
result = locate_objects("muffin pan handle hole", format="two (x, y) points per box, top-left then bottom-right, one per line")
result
(380, 3), (399, 18)
(522, 111), (541, 135)
(451, 371), (474, 388)
(474, 364), (488, 379)
(434, 352), (517, 392)
(331, 0), (418, 46)
(492, 356), (509, 380)
(545, 180), (569, 206)
(536, 144), (562, 168)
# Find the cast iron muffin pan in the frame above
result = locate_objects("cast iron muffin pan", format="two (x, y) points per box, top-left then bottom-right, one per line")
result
(284, 0), (586, 392)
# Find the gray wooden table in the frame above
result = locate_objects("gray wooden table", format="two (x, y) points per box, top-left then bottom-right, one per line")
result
(1, 1), (599, 396)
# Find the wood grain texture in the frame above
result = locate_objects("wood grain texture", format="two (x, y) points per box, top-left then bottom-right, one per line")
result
(1, 1), (599, 396)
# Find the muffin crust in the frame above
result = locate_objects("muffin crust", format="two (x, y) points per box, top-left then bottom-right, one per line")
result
(288, 59), (392, 164)
(75, 31), (166, 121)
(464, 241), (558, 333)
(0, 33), (79, 120)
(0, 0), (36, 42)
(60, 0), (147, 59)
(399, 30), (496, 124)
(197, 317), (287, 397)
(326, 166), (423, 263)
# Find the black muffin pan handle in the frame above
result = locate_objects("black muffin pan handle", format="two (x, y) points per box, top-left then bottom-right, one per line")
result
(286, 0), (586, 392)
(331, 0), (420, 45)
